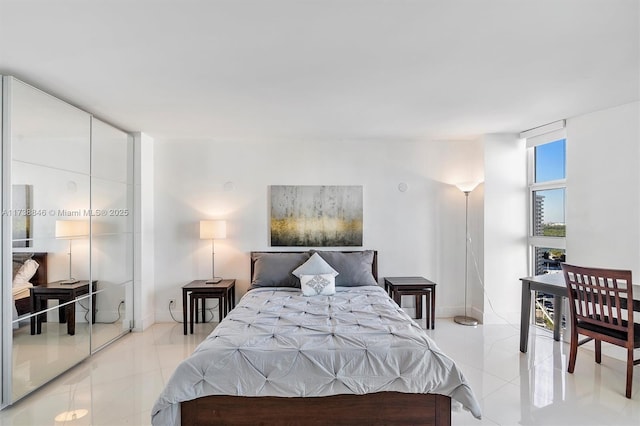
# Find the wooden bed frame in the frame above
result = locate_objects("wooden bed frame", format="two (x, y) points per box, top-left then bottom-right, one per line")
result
(182, 392), (451, 425)
(13, 252), (48, 316)
(180, 250), (452, 426)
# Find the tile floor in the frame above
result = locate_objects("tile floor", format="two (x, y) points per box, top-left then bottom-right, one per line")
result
(0, 318), (638, 426)
(11, 321), (128, 401)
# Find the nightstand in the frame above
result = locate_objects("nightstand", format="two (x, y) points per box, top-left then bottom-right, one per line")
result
(30, 280), (97, 336)
(182, 279), (236, 335)
(384, 276), (436, 329)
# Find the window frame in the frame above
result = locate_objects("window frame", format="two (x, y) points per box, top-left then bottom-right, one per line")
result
(521, 121), (568, 333)
(526, 139), (566, 276)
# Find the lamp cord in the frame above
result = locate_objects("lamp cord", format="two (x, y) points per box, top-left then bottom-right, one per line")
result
(466, 232), (520, 331)
(168, 300), (219, 323)
(76, 300), (123, 324)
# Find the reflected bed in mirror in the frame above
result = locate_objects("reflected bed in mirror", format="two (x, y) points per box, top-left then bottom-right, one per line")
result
(12, 252), (48, 321)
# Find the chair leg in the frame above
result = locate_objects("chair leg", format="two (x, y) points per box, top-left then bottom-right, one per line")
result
(568, 330), (578, 373)
(626, 348), (633, 398)
(595, 339), (602, 364)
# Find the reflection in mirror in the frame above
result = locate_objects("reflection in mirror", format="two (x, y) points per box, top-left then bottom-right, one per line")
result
(90, 118), (133, 351)
(8, 78), (91, 402)
(11, 80), (90, 174)
(12, 295), (92, 400)
(91, 234), (133, 349)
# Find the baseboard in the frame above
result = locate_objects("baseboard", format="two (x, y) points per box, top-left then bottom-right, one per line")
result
(133, 312), (155, 331)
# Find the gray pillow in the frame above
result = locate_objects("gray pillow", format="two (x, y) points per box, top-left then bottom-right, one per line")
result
(312, 250), (377, 287)
(250, 252), (311, 289)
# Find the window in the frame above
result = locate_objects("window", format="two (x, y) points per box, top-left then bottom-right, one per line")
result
(529, 138), (566, 266)
(535, 139), (566, 183)
(522, 121), (566, 331)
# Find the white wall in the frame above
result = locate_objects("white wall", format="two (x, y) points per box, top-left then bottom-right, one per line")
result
(565, 101), (640, 361)
(153, 138), (484, 322)
(146, 102), (640, 337)
(133, 132), (155, 331)
(483, 134), (528, 324)
(429, 140), (485, 319)
(566, 101), (640, 275)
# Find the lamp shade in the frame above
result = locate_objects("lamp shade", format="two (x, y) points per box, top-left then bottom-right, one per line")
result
(55, 220), (89, 239)
(455, 181), (480, 193)
(200, 220), (227, 240)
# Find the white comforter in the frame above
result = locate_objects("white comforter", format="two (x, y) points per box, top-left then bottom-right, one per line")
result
(151, 286), (482, 425)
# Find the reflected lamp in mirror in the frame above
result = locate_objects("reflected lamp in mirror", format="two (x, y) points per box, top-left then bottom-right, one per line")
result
(200, 220), (227, 284)
(55, 219), (89, 284)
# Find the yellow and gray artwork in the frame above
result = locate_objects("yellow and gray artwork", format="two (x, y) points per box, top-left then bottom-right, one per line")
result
(270, 185), (363, 247)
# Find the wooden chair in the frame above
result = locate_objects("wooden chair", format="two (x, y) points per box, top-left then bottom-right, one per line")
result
(561, 264), (640, 398)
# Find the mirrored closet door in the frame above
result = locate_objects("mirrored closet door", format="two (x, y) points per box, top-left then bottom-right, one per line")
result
(1, 76), (134, 405)
(90, 118), (134, 351)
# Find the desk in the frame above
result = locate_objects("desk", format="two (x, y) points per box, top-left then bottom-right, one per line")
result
(182, 280), (236, 335)
(384, 276), (437, 329)
(519, 273), (640, 353)
(30, 280), (97, 336)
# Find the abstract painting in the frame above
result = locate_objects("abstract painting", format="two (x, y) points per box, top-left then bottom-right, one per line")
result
(270, 185), (363, 247)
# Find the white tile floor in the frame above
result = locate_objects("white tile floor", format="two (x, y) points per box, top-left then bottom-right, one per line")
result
(1, 318), (638, 426)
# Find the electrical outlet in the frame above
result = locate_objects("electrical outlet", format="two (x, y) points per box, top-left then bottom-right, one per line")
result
(169, 299), (175, 306)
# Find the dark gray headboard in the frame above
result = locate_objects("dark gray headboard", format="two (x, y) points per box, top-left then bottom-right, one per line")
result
(250, 250), (378, 281)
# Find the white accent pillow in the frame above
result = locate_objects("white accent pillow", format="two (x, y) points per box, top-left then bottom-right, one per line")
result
(12, 259), (39, 287)
(292, 252), (338, 278)
(300, 274), (336, 296)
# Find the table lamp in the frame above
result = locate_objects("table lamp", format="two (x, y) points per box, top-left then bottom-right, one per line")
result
(55, 219), (89, 284)
(200, 220), (226, 284)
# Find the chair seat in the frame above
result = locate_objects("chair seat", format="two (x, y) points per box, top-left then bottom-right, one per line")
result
(577, 320), (640, 346)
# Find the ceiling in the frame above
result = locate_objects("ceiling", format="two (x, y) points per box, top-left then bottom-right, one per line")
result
(0, 0), (638, 142)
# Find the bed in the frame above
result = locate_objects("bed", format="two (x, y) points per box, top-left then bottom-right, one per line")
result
(12, 252), (48, 318)
(152, 250), (481, 425)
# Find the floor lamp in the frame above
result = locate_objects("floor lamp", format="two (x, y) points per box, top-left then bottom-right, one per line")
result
(200, 220), (227, 284)
(454, 182), (480, 326)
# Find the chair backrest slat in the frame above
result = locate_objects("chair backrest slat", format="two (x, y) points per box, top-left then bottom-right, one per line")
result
(562, 264), (632, 336)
